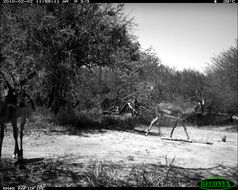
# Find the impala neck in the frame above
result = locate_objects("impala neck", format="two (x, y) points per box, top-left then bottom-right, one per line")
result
(183, 104), (200, 116)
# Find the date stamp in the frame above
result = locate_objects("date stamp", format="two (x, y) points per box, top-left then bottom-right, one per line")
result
(3, 0), (89, 2)
(3, 0), (33, 3)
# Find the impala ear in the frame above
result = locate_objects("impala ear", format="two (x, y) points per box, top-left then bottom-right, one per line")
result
(10, 72), (17, 88)
(201, 99), (205, 105)
(3, 87), (9, 96)
(0, 71), (13, 91)
(195, 90), (198, 96)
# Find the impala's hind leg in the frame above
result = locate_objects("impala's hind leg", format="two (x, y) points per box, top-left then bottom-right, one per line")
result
(170, 120), (179, 139)
(156, 116), (162, 136)
(0, 124), (4, 158)
(12, 121), (20, 160)
(145, 116), (158, 136)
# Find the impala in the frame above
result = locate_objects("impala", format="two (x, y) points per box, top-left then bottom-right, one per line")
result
(119, 98), (140, 118)
(145, 96), (205, 140)
(0, 71), (35, 160)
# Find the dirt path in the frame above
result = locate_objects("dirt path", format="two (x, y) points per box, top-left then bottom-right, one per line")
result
(1, 125), (237, 171)
(1, 124), (237, 186)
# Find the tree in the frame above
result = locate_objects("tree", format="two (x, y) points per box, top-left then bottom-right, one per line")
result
(205, 40), (238, 116)
(0, 4), (140, 114)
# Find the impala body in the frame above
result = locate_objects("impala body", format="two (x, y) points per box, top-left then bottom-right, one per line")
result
(145, 99), (205, 140)
(0, 97), (32, 159)
(0, 80), (19, 159)
(157, 102), (204, 118)
(0, 71), (35, 160)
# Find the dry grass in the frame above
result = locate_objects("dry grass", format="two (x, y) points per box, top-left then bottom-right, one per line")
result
(0, 157), (197, 187)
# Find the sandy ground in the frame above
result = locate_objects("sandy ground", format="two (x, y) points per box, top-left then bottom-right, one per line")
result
(1, 125), (237, 170)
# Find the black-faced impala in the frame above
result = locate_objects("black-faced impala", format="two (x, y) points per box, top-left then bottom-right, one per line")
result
(0, 71), (35, 161)
(119, 98), (140, 118)
(145, 94), (205, 140)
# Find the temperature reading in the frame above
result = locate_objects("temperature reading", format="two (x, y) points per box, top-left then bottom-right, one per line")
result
(223, 0), (235, 3)
(80, 0), (89, 3)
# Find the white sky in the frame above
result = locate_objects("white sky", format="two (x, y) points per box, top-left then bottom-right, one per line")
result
(123, 3), (237, 73)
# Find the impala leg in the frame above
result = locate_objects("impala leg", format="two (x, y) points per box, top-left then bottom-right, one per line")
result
(156, 119), (162, 136)
(131, 109), (134, 118)
(170, 120), (179, 139)
(0, 123), (4, 158)
(145, 116), (158, 136)
(19, 115), (26, 159)
(180, 121), (190, 140)
(12, 121), (20, 160)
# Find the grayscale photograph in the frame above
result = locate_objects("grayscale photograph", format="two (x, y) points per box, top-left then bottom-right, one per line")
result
(0, 3), (237, 188)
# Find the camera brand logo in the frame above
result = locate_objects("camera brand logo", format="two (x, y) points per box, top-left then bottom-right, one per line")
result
(197, 178), (235, 190)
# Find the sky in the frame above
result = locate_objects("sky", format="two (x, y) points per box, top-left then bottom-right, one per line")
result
(123, 4), (237, 73)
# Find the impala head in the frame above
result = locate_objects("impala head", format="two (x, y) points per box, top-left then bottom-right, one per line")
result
(0, 71), (18, 108)
(1, 70), (36, 111)
(199, 98), (205, 115)
(194, 90), (205, 115)
(194, 98), (205, 115)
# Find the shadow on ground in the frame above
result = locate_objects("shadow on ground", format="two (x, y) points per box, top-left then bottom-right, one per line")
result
(1, 156), (237, 187)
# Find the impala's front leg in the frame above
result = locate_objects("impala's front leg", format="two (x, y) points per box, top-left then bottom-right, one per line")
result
(156, 119), (162, 136)
(12, 121), (20, 159)
(145, 116), (158, 136)
(19, 115), (26, 159)
(180, 121), (190, 140)
(170, 120), (179, 139)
